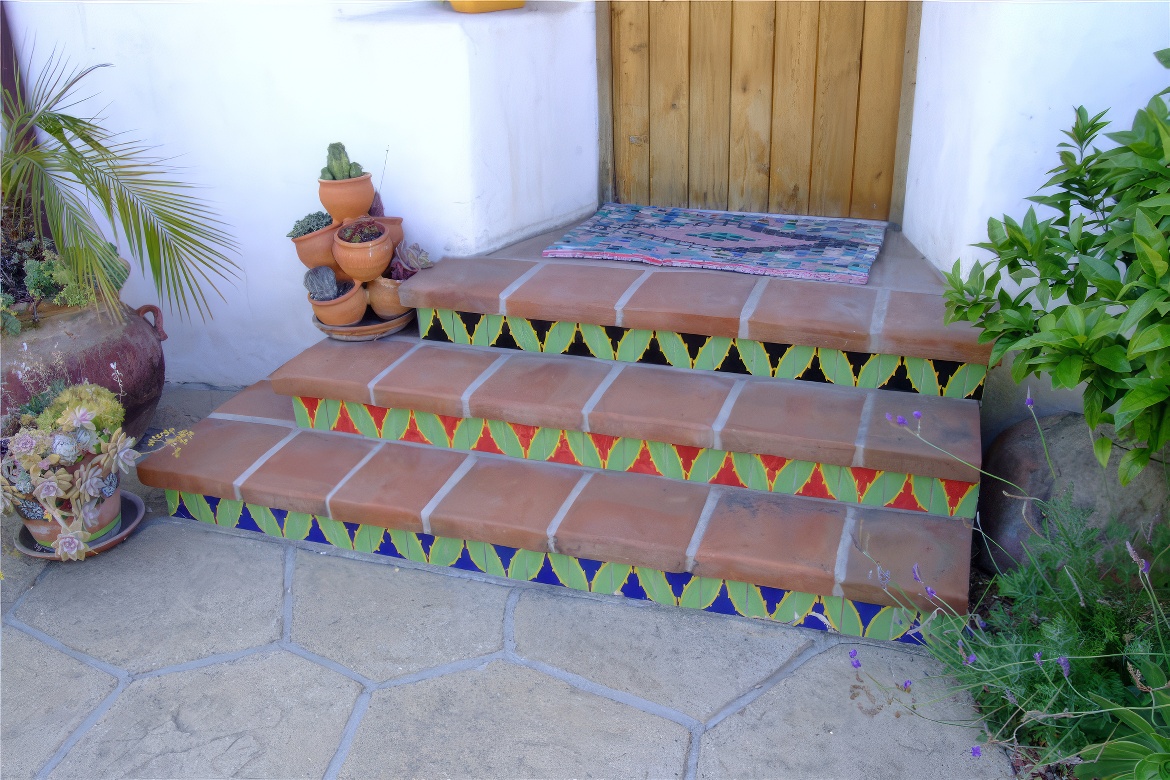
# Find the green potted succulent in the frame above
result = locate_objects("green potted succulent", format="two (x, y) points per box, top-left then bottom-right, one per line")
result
(304, 266), (366, 326)
(317, 143), (374, 223)
(287, 210), (344, 277)
(367, 242), (433, 320)
(0, 382), (138, 560)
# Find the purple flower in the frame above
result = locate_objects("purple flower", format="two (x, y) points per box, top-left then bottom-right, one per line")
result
(963, 653), (976, 665)
(896, 415), (908, 426)
(912, 410), (922, 420)
(1143, 559), (1152, 574)
(1033, 651), (1043, 666)
(876, 565), (891, 588)
(1025, 388), (1034, 408)
(1005, 689), (1018, 706)
(926, 586), (937, 599)
(912, 563), (923, 583)
(972, 746), (982, 758)
(902, 680), (912, 692)
(885, 413), (894, 422)
(849, 649), (858, 659)
(851, 658), (861, 669)
(1057, 656), (1070, 678)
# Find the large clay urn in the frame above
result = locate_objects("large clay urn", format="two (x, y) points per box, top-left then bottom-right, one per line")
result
(1, 304), (167, 440)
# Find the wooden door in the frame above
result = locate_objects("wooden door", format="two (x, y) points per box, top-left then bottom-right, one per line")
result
(606, 0), (915, 221)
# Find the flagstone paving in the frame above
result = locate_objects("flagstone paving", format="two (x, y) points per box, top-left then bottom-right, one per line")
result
(0, 385), (1015, 780)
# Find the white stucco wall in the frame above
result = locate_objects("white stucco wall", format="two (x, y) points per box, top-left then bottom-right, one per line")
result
(5, 0), (599, 385)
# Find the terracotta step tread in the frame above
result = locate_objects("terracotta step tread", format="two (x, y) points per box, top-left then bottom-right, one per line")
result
(268, 336), (982, 482)
(400, 229), (990, 365)
(137, 406), (971, 612)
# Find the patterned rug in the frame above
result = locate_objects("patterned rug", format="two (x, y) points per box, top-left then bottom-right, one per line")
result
(542, 203), (887, 285)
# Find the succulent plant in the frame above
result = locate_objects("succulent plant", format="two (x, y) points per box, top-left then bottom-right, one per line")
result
(336, 219), (384, 244)
(287, 211), (333, 239)
(390, 243), (433, 281)
(303, 266), (353, 302)
(319, 143), (364, 181)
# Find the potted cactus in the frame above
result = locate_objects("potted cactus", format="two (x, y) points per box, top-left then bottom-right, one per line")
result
(367, 243), (433, 320)
(332, 217), (394, 283)
(287, 210), (346, 278)
(304, 266), (366, 326)
(317, 143), (375, 223)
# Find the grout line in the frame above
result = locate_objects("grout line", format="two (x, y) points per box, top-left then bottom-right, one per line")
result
(5, 617), (128, 680)
(497, 262), (546, 315)
(133, 643), (281, 681)
(366, 341), (424, 404)
(867, 287), (891, 353)
(282, 643), (378, 688)
(704, 638), (826, 730)
(282, 544), (296, 643)
(710, 379), (747, 452)
(737, 278), (770, 339)
(852, 392), (877, 468)
(580, 362), (624, 433)
(324, 442), (384, 519)
(684, 727), (704, 780)
(377, 651), (504, 690)
(460, 354), (511, 418)
(685, 488), (723, 573)
(545, 473), (593, 553)
(832, 507), (860, 598)
(231, 429), (300, 501)
(418, 455), (478, 534)
(503, 589), (521, 655)
(34, 679), (128, 780)
(613, 269), (654, 328)
(208, 412), (296, 428)
(323, 689), (371, 780)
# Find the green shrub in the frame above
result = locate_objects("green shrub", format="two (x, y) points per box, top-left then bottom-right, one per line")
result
(945, 50), (1170, 484)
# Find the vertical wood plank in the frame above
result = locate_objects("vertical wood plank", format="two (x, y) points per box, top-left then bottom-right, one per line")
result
(728, 0), (775, 213)
(808, 1), (865, 218)
(596, 0), (616, 205)
(648, 0), (690, 208)
(688, 0), (732, 210)
(888, 0), (922, 226)
(850, 0), (908, 220)
(768, 1), (819, 215)
(612, 2), (650, 205)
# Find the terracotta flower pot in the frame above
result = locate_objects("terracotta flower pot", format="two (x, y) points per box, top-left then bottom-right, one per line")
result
(366, 277), (411, 320)
(308, 282), (367, 326)
(16, 483), (122, 549)
(333, 220), (394, 283)
(290, 221), (350, 281)
(318, 173), (375, 223)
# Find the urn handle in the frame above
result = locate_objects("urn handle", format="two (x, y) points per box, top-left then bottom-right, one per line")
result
(135, 305), (168, 342)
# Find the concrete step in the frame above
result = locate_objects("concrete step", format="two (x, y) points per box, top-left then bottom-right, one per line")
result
(137, 384), (973, 642)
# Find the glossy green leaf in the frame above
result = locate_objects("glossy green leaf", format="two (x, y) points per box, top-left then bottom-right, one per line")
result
(413, 411), (450, 447)
(732, 452), (769, 491)
(657, 331), (692, 368)
(345, 401), (379, 439)
(944, 364), (987, 398)
(775, 590), (818, 623)
(1092, 345), (1132, 373)
(543, 321), (577, 354)
(616, 329), (653, 363)
(772, 460), (816, 495)
(166, 489), (179, 516)
(282, 511), (312, 541)
(636, 568), (678, 606)
(451, 418), (485, 451)
(488, 419), (525, 458)
(508, 317), (541, 352)
(215, 499), (242, 529)
(1128, 324), (1170, 358)
(381, 408), (411, 440)
(548, 553), (590, 591)
(693, 337), (732, 371)
(680, 577), (723, 609)
(580, 323), (614, 360)
(508, 549), (546, 580)
(389, 529), (428, 563)
(352, 524), (385, 553)
(566, 430), (602, 469)
(590, 563), (631, 594)
(316, 516), (353, 549)
(820, 596), (864, 637)
(817, 348), (856, 386)
(903, 357), (941, 395)
(857, 354), (900, 389)
(648, 441), (685, 480)
(1116, 385), (1170, 430)
(472, 313), (504, 346)
(527, 427), (562, 461)
(725, 581), (770, 618)
(427, 536), (464, 567)
(863, 606), (916, 641)
(775, 345), (816, 379)
(1093, 435), (1113, 468)
(737, 339), (773, 376)
(183, 492), (215, 524)
(466, 540), (507, 577)
(246, 504), (282, 537)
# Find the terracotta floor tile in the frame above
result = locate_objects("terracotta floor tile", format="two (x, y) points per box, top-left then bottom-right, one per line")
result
(468, 353), (611, 430)
(587, 365), (736, 448)
(398, 257), (538, 314)
(860, 394), (981, 482)
(621, 270), (757, 337)
(328, 443), (470, 532)
(553, 471), (710, 573)
(504, 263), (644, 326)
(239, 431), (377, 516)
(874, 291), (992, 364)
(428, 458), (582, 551)
(719, 380), (864, 464)
(747, 279), (877, 352)
(842, 506), (972, 612)
(137, 418), (292, 499)
(865, 232), (947, 294)
(214, 381), (296, 422)
(269, 338), (414, 403)
(371, 344), (502, 418)
(693, 491), (843, 595)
